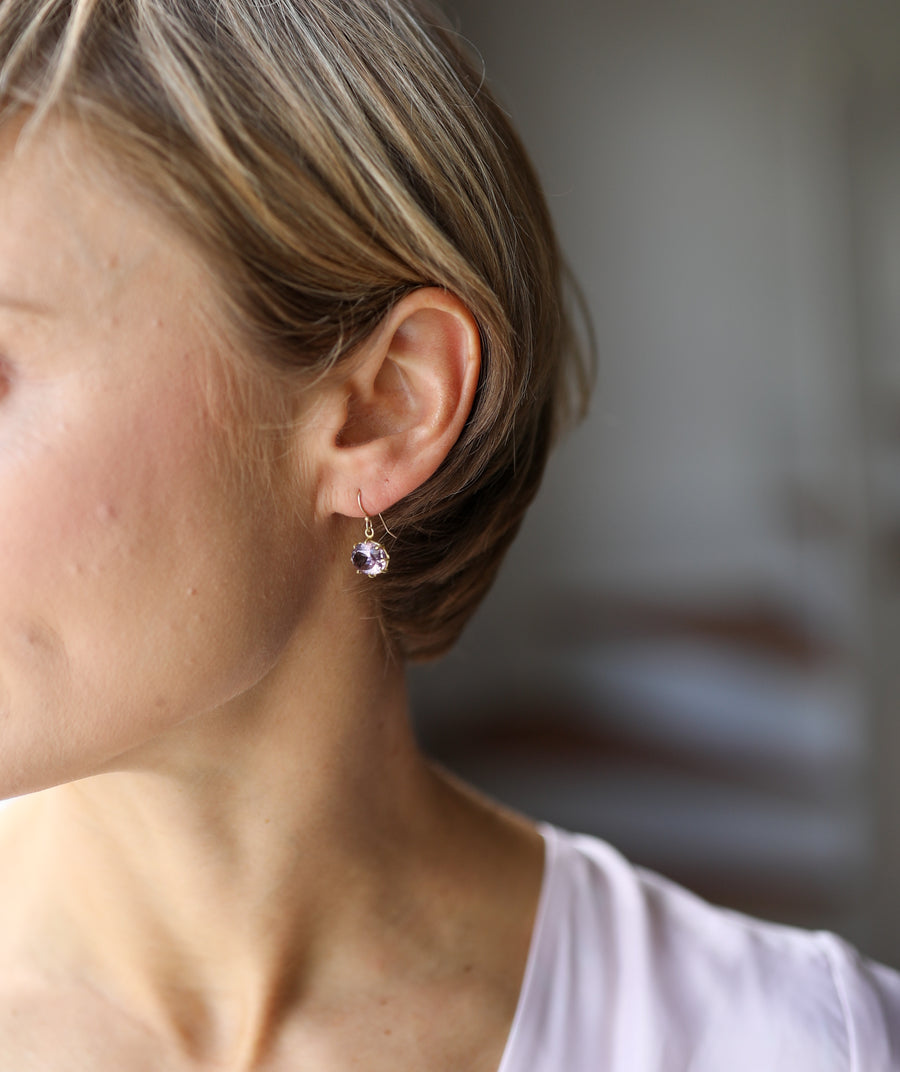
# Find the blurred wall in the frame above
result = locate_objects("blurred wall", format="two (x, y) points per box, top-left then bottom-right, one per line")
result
(411, 0), (900, 965)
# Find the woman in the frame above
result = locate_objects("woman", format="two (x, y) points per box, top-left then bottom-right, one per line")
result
(0, 1), (895, 1069)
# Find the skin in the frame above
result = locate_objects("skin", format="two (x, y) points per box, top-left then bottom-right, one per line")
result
(0, 120), (544, 1071)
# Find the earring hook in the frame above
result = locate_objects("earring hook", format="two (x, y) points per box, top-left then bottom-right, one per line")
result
(357, 490), (396, 539)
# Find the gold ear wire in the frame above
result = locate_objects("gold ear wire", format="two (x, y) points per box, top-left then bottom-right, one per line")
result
(357, 489), (395, 539)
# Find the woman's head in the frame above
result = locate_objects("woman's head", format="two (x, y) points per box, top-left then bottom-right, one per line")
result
(0, 0), (589, 660)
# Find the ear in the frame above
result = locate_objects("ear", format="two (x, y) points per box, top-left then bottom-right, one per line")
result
(311, 287), (481, 520)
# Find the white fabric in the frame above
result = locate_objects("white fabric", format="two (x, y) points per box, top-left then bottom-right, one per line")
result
(498, 824), (900, 1071)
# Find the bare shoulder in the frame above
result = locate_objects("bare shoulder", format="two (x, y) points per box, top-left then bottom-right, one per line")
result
(415, 766), (545, 1002)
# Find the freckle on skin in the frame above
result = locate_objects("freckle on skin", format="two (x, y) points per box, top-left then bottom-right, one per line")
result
(17, 620), (56, 654)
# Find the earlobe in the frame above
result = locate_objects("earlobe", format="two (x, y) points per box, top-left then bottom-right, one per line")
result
(322, 288), (481, 519)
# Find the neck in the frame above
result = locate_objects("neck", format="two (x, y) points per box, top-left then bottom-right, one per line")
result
(1, 615), (454, 1065)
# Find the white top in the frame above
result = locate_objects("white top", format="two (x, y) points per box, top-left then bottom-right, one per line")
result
(498, 824), (900, 1072)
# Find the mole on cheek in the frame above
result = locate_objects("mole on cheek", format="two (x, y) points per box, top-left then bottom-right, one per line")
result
(15, 619), (60, 658)
(94, 503), (118, 523)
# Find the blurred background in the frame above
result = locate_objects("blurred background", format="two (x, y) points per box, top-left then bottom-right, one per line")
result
(410, 0), (900, 967)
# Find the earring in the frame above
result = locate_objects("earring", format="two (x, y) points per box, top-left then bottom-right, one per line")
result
(351, 491), (392, 577)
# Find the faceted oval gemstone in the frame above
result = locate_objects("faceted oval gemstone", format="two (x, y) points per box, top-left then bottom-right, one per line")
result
(351, 539), (389, 577)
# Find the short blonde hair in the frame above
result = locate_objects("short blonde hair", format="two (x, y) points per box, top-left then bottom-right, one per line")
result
(0, 0), (591, 660)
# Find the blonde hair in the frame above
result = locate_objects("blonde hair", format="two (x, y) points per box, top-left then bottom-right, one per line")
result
(0, 0), (591, 660)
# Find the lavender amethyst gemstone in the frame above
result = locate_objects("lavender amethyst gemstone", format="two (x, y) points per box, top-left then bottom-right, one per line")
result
(351, 540), (389, 577)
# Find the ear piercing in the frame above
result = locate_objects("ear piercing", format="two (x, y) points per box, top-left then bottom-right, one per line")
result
(351, 491), (393, 577)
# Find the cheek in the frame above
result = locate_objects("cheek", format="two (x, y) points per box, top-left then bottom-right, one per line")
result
(0, 374), (189, 604)
(0, 367), (301, 796)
